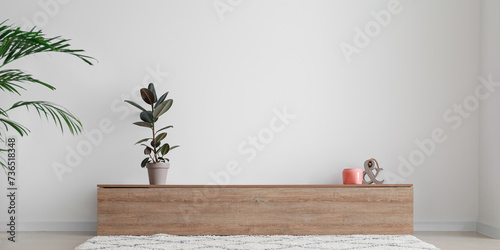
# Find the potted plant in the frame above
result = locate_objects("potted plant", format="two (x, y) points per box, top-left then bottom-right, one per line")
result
(125, 83), (179, 184)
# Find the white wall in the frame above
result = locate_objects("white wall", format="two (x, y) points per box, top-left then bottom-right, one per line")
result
(478, 0), (500, 239)
(0, 0), (481, 231)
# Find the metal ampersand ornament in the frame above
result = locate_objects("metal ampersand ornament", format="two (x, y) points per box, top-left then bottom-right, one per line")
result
(363, 158), (384, 184)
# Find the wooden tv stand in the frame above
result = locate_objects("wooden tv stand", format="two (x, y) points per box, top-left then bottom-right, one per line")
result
(97, 184), (413, 236)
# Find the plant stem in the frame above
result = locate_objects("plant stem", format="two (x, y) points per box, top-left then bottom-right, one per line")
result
(151, 103), (158, 162)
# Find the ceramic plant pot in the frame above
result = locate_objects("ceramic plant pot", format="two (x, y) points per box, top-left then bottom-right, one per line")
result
(146, 162), (170, 185)
(342, 168), (363, 184)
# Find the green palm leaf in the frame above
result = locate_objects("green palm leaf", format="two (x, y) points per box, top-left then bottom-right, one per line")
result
(0, 69), (55, 94)
(0, 20), (95, 175)
(0, 155), (6, 174)
(0, 118), (29, 136)
(0, 22), (95, 67)
(6, 101), (83, 135)
(0, 107), (7, 117)
(0, 130), (5, 173)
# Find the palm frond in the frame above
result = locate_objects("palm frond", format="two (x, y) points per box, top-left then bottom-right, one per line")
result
(0, 22), (95, 67)
(0, 107), (7, 117)
(0, 126), (7, 173)
(0, 117), (29, 136)
(0, 127), (5, 142)
(6, 101), (82, 135)
(0, 69), (55, 94)
(0, 156), (7, 174)
(0, 128), (6, 173)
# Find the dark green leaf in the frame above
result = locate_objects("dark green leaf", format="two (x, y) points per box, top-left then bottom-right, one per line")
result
(134, 138), (151, 145)
(153, 100), (171, 118)
(144, 146), (152, 155)
(170, 145), (180, 151)
(140, 111), (153, 123)
(154, 91), (169, 108)
(155, 99), (172, 118)
(155, 132), (167, 143)
(140, 88), (154, 105)
(124, 100), (146, 112)
(159, 143), (170, 155)
(133, 121), (152, 128)
(151, 140), (161, 148)
(157, 125), (173, 133)
(148, 83), (157, 103)
(141, 157), (149, 168)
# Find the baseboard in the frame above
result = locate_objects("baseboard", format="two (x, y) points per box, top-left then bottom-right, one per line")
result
(414, 221), (477, 231)
(477, 222), (500, 239)
(2, 221), (97, 231)
(2, 220), (484, 232)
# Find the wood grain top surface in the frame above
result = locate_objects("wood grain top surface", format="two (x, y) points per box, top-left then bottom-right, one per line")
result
(97, 184), (412, 188)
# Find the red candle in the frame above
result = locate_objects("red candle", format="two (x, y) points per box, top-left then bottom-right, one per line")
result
(342, 168), (363, 184)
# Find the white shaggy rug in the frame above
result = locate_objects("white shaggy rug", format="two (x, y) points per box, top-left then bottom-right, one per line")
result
(75, 234), (440, 250)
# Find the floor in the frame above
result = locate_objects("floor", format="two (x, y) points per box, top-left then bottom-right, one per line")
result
(415, 231), (500, 250)
(0, 231), (498, 249)
(0, 231), (96, 250)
